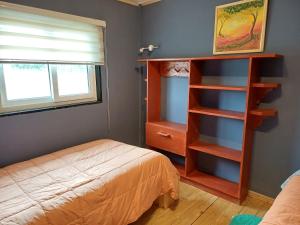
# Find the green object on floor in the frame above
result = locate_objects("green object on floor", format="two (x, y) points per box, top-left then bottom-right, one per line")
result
(229, 214), (262, 225)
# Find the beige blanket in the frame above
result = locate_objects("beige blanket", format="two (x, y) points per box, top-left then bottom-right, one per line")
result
(260, 176), (300, 225)
(0, 139), (179, 225)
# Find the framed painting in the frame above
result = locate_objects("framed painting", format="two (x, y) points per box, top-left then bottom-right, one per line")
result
(213, 0), (268, 55)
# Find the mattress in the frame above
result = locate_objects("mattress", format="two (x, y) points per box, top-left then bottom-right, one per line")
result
(0, 139), (179, 225)
(260, 176), (300, 225)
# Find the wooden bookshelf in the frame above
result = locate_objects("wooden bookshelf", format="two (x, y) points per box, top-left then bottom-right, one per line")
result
(141, 53), (282, 204)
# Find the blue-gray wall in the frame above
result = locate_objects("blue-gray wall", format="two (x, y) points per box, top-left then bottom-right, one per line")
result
(0, 0), (141, 166)
(141, 0), (300, 197)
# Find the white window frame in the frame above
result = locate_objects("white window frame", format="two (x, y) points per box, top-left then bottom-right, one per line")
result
(0, 64), (54, 108)
(0, 64), (98, 114)
(51, 65), (97, 102)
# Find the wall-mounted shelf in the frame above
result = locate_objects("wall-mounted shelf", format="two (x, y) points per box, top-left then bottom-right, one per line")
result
(250, 108), (277, 117)
(252, 82), (280, 89)
(250, 108), (278, 129)
(140, 53), (282, 204)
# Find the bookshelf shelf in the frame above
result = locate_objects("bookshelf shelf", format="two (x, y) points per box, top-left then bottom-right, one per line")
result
(184, 170), (239, 198)
(189, 140), (242, 162)
(189, 106), (245, 120)
(190, 84), (247, 92)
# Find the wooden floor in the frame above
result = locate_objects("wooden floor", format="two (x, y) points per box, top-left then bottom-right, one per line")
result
(132, 182), (273, 225)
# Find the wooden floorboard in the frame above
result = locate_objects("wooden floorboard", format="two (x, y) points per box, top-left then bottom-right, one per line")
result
(132, 182), (273, 225)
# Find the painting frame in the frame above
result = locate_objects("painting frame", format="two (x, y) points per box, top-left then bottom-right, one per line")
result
(213, 0), (269, 55)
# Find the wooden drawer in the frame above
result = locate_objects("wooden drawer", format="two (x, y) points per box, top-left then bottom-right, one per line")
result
(146, 122), (186, 156)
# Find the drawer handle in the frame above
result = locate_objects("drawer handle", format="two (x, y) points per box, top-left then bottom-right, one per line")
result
(157, 132), (171, 138)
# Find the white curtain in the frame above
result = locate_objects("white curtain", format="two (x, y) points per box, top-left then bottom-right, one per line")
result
(0, 4), (105, 65)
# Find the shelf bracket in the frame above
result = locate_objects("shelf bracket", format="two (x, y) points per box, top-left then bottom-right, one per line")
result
(252, 83), (281, 105)
(251, 116), (264, 129)
(254, 89), (273, 105)
(249, 108), (278, 129)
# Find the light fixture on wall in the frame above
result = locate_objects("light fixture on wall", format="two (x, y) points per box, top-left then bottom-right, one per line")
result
(139, 44), (159, 55)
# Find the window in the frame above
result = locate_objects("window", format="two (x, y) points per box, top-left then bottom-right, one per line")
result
(0, 1), (106, 115)
(0, 63), (100, 114)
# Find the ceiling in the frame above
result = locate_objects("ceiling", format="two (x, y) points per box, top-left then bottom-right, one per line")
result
(118, 0), (161, 6)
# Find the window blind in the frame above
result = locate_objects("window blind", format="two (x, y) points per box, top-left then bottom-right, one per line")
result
(0, 2), (105, 65)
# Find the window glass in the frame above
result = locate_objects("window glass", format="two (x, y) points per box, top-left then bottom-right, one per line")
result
(3, 64), (51, 101)
(56, 65), (89, 96)
(0, 63), (100, 114)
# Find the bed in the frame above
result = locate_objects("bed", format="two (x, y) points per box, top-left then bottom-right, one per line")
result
(260, 175), (300, 225)
(0, 139), (179, 225)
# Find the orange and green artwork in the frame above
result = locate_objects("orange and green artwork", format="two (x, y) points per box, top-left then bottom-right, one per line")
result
(213, 0), (268, 54)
